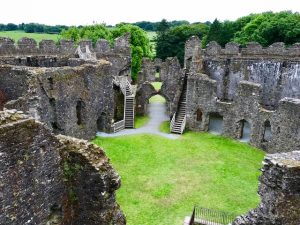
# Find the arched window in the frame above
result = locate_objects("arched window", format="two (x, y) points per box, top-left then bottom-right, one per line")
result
(263, 120), (272, 142)
(76, 100), (85, 125)
(239, 119), (251, 142)
(196, 109), (203, 122)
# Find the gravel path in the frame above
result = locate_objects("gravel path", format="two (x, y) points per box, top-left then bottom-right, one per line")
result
(96, 102), (180, 139)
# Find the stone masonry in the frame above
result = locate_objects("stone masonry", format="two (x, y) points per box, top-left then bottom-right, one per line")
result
(232, 151), (300, 225)
(0, 109), (125, 225)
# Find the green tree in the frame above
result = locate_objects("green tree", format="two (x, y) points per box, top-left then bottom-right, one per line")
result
(112, 24), (152, 80)
(61, 24), (152, 81)
(156, 23), (209, 65)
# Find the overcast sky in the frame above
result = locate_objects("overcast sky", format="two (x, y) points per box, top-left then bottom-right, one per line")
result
(1, 0), (299, 26)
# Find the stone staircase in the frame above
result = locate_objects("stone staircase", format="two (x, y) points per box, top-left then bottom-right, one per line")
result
(124, 82), (135, 128)
(170, 79), (187, 134)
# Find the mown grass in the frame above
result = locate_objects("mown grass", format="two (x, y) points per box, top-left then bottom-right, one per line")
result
(160, 121), (170, 133)
(0, 30), (60, 43)
(149, 82), (165, 103)
(135, 115), (150, 128)
(152, 82), (162, 91)
(93, 132), (265, 225)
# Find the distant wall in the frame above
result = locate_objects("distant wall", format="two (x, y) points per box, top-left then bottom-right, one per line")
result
(203, 41), (300, 109)
(136, 57), (184, 116)
(186, 73), (300, 153)
(0, 66), (32, 104)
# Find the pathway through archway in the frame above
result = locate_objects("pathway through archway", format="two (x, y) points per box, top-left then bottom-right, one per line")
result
(97, 93), (179, 139)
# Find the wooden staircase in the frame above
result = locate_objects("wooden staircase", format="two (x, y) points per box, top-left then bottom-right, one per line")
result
(170, 78), (187, 134)
(124, 81), (135, 128)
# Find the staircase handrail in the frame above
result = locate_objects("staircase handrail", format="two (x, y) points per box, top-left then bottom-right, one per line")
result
(126, 79), (133, 96)
(170, 112), (176, 131)
(180, 115), (187, 134)
(111, 120), (125, 132)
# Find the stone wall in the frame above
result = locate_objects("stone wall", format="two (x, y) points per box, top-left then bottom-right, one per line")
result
(0, 110), (125, 225)
(233, 151), (300, 225)
(203, 41), (300, 109)
(58, 135), (126, 225)
(0, 110), (64, 225)
(0, 65), (32, 103)
(136, 57), (185, 117)
(185, 38), (300, 153)
(186, 72), (300, 153)
(0, 34), (131, 140)
(4, 61), (123, 139)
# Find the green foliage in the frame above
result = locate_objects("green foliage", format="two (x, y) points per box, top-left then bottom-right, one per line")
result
(60, 24), (151, 81)
(0, 30), (60, 43)
(234, 11), (300, 46)
(63, 161), (82, 182)
(202, 11), (300, 47)
(112, 23), (152, 80)
(156, 22), (209, 65)
(68, 188), (78, 203)
(93, 132), (264, 225)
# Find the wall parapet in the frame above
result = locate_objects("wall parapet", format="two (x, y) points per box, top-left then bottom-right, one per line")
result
(0, 33), (130, 56)
(204, 41), (300, 57)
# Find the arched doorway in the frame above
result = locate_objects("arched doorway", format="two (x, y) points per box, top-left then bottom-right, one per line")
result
(97, 112), (107, 132)
(239, 119), (251, 142)
(208, 112), (223, 134)
(263, 120), (272, 142)
(113, 84), (125, 123)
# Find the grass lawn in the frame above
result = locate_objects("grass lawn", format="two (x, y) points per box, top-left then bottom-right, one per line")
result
(149, 82), (166, 103)
(93, 132), (265, 225)
(0, 30), (60, 43)
(160, 121), (170, 133)
(135, 115), (150, 128)
(152, 82), (162, 91)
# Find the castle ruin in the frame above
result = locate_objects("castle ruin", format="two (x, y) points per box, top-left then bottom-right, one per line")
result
(1, 34), (300, 224)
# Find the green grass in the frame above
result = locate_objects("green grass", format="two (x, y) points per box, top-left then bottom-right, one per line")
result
(149, 95), (166, 103)
(135, 115), (150, 128)
(93, 132), (265, 225)
(149, 82), (165, 103)
(0, 30), (60, 43)
(160, 121), (170, 133)
(152, 82), (162, 91)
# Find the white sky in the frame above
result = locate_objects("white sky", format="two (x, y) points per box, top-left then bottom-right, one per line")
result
(0, 0), (299, 26)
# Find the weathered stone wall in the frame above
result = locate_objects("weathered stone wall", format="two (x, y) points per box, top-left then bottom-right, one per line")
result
(58, 135), (125, 225)
(0, 34), (131, 139)
(0, 110), (125, 225)
(233, 151), (300, 225)
(203, 42), (300, 109)
(186, 72), (300, 153)
(186, 38), (300, 153)
(0, 110), (64, 225)
(8, 61), (121, 139)
(136, 57), (185, 116)
(0, 65), (32, 103)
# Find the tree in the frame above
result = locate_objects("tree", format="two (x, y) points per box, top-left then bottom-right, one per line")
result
(60, 24), (152, 81)
(157, 19), (170, 33)
(156, 23), (209, 65)
(112, 24), (152, 80)
(5, 23), (18, 31)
